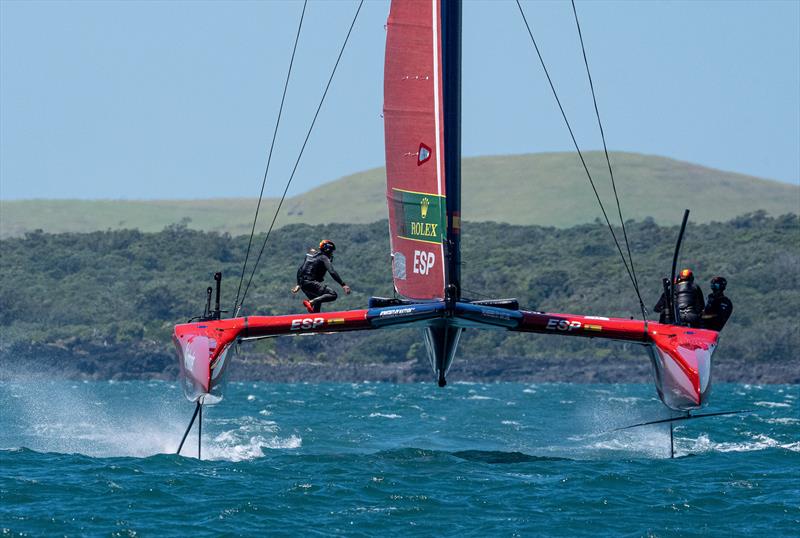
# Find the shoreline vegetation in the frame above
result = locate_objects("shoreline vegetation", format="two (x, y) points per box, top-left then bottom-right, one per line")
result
(1, 212), (798, 384)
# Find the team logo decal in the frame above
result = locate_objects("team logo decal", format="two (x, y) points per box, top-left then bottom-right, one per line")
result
(392, 188), (446, 245)
(290, 317), (324, 330)
(413, 250), (435, 275)
(418, 143), (431, 165)
(379, 307), (415, 318)
(547, 319), (581, 331)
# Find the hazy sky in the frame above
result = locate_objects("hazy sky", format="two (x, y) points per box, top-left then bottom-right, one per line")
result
(1, 0), (798, 200)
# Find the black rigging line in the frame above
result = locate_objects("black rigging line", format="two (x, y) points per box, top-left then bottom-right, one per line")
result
(232, 0), (308, 315)
(461, 287), (495, 301)
(570, 0), (646, 320)
(514, 0), (645, 318)
(236, 0), (365, 315)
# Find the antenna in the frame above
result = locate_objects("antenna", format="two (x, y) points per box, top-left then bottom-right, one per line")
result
(669, 210), (690, 324)
(213, 272), (222, 320)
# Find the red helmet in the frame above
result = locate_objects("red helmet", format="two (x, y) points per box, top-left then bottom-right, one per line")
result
(678, 268), (694, 282)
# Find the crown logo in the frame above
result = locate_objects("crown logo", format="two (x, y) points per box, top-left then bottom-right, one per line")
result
(420, 197), (430, 219)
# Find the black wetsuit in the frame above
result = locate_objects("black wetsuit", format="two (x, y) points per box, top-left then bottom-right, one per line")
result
(296, 251), (346, 313)
(653, 293), (672, 324)
(674, 280), (704, 328)
(702, 292), (733, 332)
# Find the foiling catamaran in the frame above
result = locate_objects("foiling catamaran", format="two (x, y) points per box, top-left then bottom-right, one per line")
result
(173, 0), (726, 459)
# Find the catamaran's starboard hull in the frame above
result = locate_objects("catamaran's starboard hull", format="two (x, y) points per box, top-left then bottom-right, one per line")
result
(648, 332), (715, 411)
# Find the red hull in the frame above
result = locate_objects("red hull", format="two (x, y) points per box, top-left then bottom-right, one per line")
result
(173, 301), (718, 411)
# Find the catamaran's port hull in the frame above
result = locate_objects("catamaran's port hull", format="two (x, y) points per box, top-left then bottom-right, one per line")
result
(173, 300), (718, 411)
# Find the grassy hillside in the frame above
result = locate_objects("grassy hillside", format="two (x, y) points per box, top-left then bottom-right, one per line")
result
(2, 152), (797, 238)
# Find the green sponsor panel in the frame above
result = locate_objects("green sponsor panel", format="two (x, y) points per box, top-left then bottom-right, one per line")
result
(392, 189), (446, 244)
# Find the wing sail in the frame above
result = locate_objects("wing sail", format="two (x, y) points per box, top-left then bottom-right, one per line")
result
(383, 0), (447, 300)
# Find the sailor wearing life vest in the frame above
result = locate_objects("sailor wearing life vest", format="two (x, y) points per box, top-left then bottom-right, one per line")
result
(674, 268), (705, 328)
(702, 276), (733, 331)
(653, 288), (672, 324)
(293, 239), (351, 313)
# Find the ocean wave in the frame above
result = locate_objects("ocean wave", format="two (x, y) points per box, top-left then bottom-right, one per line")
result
(586, 432), (672, 458)
(607, 396), (643, 403)
(204, 432), (302, 461)
(369, 413), (401, 419)
(754, 401), (791, 408)
(2, 382), (798, 537)
(687, 433), (798, 454)
(762, 417), (800, 425)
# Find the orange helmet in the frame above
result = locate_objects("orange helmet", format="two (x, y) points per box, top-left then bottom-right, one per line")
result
(319, 239), (336, 255)
(678, 268), (694, 282)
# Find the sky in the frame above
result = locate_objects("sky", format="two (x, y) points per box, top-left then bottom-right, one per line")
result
(1, 0), (798, 200)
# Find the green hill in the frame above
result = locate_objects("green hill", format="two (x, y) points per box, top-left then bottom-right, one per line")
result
(2, 152), (797, 238)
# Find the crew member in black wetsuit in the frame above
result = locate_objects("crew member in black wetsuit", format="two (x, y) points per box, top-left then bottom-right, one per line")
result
(294, 239), (351, 313)
(653, 287), (672, 324)
(674, 268), (704, 328)
(701, 276), (733, 331)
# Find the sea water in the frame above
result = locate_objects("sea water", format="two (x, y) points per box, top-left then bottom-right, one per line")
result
(1, 381), (797, 536)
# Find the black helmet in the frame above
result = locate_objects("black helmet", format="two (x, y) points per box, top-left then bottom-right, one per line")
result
(319, 239), (336, 255)
(710, 276), (727, 292)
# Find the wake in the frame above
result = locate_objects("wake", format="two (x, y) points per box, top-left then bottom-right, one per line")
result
(0, 378), (299, 461)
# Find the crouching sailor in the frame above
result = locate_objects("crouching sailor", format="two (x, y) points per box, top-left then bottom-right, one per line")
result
(293, 239), (351, 313)
(702, 276), (733, 332)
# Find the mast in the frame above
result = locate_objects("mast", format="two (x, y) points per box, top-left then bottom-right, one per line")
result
(441, 0), (462, 302)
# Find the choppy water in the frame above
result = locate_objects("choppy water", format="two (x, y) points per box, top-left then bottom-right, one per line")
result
(1, 380), (798, 536)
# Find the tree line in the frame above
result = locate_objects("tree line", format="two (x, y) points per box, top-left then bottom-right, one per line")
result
(0, 211), (797, 379)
